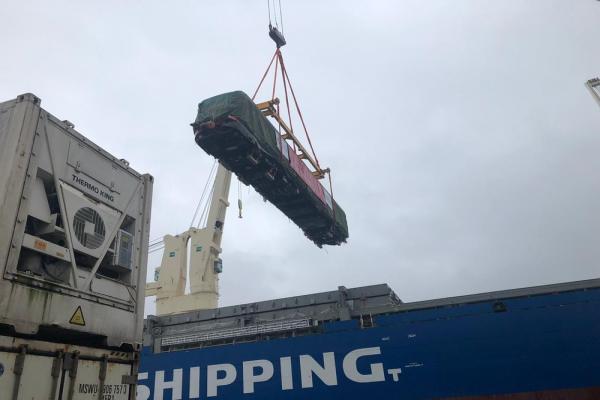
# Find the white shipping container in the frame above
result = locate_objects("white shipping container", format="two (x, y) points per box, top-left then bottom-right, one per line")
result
(0, 93), (153, 348)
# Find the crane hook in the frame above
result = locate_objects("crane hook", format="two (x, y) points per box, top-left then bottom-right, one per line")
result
(269, 23), (286, 48)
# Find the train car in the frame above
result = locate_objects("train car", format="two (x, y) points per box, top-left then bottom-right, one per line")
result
(192, 91), (348, 247)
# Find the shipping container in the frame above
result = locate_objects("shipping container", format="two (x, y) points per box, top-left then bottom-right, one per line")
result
(0, 93), (153, 349)
(0, 93), (153, 399)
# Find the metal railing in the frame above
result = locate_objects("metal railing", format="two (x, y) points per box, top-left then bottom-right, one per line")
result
(161, 318), (312, 346)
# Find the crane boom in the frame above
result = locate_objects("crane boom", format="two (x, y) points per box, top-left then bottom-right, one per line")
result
(189, 164), (231, 307)
(146, 164), (232, 315)
(587, 78), (600, 109)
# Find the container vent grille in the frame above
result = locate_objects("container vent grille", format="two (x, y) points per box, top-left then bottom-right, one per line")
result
(73, 207), (106, 249)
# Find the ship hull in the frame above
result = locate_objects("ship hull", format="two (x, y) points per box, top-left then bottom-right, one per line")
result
(138, 281), (600, 399)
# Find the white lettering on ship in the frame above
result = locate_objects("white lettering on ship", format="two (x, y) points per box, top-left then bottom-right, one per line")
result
(137, 346), (401, 399)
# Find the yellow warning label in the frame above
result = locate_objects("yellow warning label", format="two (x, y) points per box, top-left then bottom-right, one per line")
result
(69, 306), (86, 326)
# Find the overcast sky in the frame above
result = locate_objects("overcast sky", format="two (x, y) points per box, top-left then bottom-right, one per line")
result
(2, 1), (599, 315)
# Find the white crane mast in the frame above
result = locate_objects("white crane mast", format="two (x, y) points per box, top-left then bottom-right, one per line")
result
(146, 164), (232, 315)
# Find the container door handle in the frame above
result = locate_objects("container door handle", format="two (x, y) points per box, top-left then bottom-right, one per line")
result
(98, 355), (108, 400)
(11, 345), (27, 400)
(49, 351), (64, 400)
(63, 351), (79, 400)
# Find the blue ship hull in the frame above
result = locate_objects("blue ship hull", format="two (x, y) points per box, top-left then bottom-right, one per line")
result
(138, 281), (600, 399)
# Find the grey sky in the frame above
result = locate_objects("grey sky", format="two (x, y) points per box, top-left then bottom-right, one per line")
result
(1, 1), (599, 316)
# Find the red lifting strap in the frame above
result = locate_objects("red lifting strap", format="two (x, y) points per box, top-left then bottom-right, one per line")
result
(251, 49), (278, 102)
(252, 48), (321, 169)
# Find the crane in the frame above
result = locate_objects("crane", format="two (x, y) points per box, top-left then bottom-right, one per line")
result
(587, 78), (600, 109)
(146, 164), (232, 315)
(145, 2), (343, 314)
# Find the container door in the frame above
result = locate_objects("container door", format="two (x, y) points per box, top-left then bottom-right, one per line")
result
(0, 349), (134, 400)
(0, 350), (61, 399)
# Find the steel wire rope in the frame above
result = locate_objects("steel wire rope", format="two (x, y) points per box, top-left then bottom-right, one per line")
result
(149, 238), (164, 249)
(149, 159), (218, 249)
(271, 0), (279, 29)
(149, 243), (164, 251)
(149, 234), (165, 246)
(278, 0), (284, 34)
(149, 245), (165, 254)
(149, 238), (163, 247)
(197, 183), (216, 229)
(190, 159), (218, 228)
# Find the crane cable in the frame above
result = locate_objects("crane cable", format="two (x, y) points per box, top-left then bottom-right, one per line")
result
(151, 157), (244, 250)
(267, 0), (284, 34)
(190, 159), (218, 228)
(149, 160), (219, 252)
(255, 0), (336, 217)
(197, 183), (215, 229)
(279, 0), (284, 34)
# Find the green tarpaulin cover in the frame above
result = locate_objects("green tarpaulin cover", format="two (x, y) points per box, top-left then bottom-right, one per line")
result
(193, 91), (348, 246)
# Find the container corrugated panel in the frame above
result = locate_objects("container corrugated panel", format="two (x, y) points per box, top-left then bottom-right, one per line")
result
(192, 91), (348, 247)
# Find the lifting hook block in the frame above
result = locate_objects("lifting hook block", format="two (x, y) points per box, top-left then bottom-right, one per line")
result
(269, 25), (286, 48)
